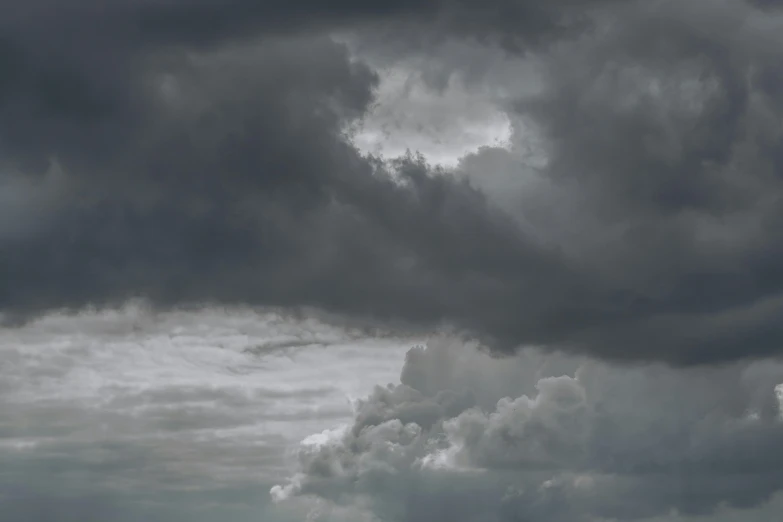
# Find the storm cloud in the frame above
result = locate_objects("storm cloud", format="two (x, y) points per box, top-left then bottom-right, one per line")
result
(2, 0), (783, 365)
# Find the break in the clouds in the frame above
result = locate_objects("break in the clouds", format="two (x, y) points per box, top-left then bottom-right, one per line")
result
(3, 0), (783, 365)
(350, 64), (512, 166)
(274, 338), (783, 522)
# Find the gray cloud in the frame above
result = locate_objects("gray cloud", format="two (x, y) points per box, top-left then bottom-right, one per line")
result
(273, 338), (783, 521)
(2, 0), (783, 366)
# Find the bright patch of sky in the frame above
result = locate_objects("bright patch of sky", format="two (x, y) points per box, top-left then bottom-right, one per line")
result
(351, 66), (512, 167)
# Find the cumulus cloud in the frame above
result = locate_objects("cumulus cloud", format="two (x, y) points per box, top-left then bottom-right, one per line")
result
(274, 338), (783, 521)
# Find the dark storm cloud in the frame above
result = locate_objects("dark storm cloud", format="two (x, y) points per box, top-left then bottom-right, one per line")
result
(2, 0), (783, 365)
(0, 0), (591, 165)
(0, 0), (588, 336)
(493, 0), (783, 363)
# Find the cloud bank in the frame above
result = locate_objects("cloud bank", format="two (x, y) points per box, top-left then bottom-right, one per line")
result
(0, 306), (413, 522)
(273, 338), (783, 521)
(2, 0), (783, 366)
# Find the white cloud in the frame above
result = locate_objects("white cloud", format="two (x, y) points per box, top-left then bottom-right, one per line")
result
(344, 36), (540, 167)
(350, 66), (512, 166)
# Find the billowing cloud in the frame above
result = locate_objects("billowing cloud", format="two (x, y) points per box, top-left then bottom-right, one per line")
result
(273, 338), (783, 521)
(2, 0), (783, 366)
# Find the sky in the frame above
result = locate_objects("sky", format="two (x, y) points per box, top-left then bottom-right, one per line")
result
(3, 0), (783, 521)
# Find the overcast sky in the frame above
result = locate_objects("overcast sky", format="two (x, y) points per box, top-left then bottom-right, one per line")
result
(3, 0), (783, 521)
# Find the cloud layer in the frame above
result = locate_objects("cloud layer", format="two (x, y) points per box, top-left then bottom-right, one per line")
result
(0, 306), (413, 521)
(2, 0), (783, 365)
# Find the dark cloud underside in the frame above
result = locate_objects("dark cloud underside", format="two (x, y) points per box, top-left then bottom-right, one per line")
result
(1, 0), (783, 365)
